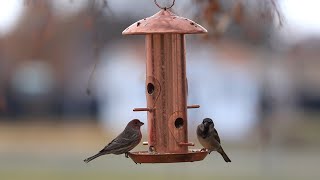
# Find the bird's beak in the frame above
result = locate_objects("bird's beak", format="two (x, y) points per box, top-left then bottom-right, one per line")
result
(203, 122), (208, 127)
(140, 122), (144, 126)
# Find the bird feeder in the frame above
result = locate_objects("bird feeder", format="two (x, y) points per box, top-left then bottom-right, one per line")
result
(123, 1), (208, 163)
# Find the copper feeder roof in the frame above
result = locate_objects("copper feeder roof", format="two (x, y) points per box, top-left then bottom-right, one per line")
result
(122, 9), (207, 35)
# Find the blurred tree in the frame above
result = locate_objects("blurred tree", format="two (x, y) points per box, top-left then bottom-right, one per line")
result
(0, 0), (117, 119)
(0, 0), (285, 120)
(22, 0), (283, 45)
(192, 0), (283, 45)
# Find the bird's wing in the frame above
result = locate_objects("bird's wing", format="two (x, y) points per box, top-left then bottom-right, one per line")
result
(213, 128), (221, 143)
(101, 130), (140, 154)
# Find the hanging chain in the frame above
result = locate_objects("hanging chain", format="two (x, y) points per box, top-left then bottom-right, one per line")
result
(154, 0), (175, 10)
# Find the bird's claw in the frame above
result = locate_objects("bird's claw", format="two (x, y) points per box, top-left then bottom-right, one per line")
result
(149, 146), (156, 154)
(125, 152), (129, 158)
(200, 148), (207, 152)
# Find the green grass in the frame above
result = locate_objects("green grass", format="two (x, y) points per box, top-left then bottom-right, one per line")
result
(1, 119), (319, 180)
(1, 149), (319, 180)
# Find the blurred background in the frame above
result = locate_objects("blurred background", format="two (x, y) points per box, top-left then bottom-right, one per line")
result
(0, 0), (319, 179)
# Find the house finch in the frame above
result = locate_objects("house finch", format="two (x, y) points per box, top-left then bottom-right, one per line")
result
(197, 118), (231, 162)
(84, 119), (144, 163)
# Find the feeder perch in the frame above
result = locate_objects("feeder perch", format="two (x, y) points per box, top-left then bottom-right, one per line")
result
(123, 7), (208, 163)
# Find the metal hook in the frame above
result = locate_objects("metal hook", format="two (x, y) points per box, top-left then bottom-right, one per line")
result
(154, 0), (175, 10)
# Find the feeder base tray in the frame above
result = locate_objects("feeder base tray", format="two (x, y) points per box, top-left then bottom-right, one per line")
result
(128, 149), (209, 164)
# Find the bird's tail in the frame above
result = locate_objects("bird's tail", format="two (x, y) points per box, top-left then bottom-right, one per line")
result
(84, 152), (103, 163)
(218, 147), (231, 162)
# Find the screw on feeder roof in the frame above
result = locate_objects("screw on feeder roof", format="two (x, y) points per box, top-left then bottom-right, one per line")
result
(122, 2), (208, 163)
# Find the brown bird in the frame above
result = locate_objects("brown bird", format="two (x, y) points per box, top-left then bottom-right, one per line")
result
(84, 119), (144, 163)
(197, 118), (231, 162)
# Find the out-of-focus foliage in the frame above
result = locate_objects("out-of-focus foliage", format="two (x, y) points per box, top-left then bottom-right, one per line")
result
(191, 0), (283, 44)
